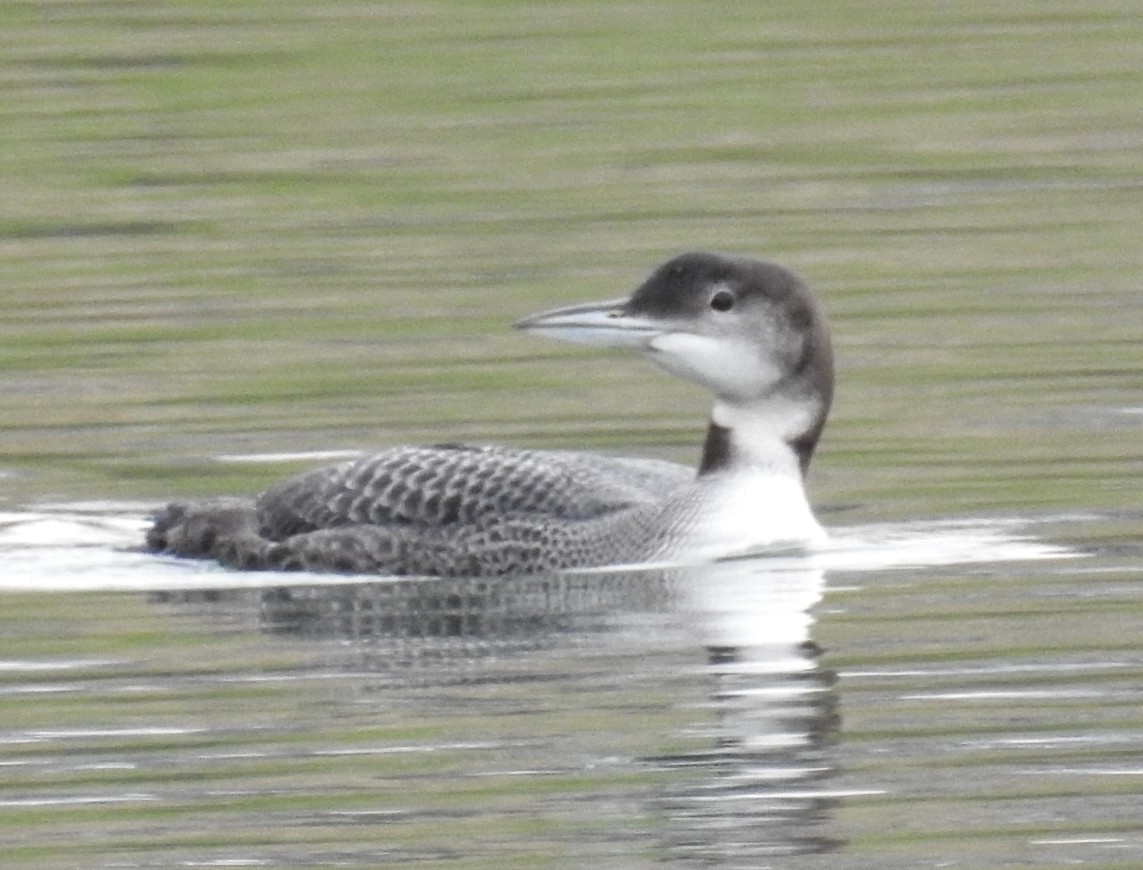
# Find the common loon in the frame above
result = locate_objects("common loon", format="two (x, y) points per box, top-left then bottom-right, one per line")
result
(147, 252), (833, 577)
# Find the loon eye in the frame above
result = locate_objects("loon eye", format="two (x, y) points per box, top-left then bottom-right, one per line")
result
(709, 288), (736, 312)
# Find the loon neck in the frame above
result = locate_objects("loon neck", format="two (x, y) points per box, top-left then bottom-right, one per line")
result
(698, 398), (821, 478)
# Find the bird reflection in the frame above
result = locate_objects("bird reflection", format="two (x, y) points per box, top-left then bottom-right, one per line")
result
(154, 550), (839, 862)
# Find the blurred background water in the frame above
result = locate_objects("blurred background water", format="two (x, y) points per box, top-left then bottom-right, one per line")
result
(1, 1), (1141, 867)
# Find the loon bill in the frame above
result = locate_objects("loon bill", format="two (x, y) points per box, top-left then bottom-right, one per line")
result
(146, 252), (833, 577)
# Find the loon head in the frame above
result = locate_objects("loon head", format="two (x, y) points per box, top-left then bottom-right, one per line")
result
(515, 252), (833, 477)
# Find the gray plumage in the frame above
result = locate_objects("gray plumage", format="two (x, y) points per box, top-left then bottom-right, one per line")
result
(147, 252), (833, 577)
(148, 447), (692, 576)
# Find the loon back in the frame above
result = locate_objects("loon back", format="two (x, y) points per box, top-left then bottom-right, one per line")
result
(147, 252), (833, 577)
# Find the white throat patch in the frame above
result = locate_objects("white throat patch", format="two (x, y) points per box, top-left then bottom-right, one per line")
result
(647, 333), (784, 399)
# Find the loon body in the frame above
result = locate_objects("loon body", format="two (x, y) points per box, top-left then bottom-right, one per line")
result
(147, 252), (833, 576)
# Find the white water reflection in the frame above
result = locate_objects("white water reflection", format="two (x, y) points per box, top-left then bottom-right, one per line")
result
(658, 558), (846, 861)
(0, 502), (1079, 593)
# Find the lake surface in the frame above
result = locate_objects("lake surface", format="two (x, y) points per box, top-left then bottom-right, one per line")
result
(1, 508), (1139, 868)
(2, 1), (1141, 867)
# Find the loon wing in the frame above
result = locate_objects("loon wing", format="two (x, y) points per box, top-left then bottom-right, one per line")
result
(255, 444), (692, 540)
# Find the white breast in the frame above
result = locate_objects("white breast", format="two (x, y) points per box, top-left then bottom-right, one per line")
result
(655, 468), (826, 563)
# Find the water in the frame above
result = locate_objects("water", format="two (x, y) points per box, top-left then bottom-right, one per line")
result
(2, 506), (1138, 868)
(2, 1), (1142, 866)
